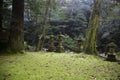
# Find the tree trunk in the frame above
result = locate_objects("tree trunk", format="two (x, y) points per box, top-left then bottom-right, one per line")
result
(9, 0), (24, 52)
(116, 0), (120, 3)
(0, 0), (3, 30)
(84, 0), (102, 54)
(36, 0), (51, 51)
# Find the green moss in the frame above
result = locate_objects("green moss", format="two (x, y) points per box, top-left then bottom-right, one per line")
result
(84, 0), (102, 55)
(0, 52), (120, 80)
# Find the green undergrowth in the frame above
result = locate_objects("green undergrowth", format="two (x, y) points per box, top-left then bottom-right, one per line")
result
(0, 52), (120, 80)
(117, 52), (120, 58)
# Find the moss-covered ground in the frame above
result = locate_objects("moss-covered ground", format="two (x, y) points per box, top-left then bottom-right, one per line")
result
(0, 52), (120, 80)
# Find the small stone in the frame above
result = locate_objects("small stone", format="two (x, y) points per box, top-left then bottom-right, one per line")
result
(106, 54), (117, 62)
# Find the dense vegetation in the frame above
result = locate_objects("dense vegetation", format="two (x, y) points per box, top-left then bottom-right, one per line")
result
(0, 0), (120, 52)
(0, 0), (120, 80)
(24, 0), (120, 52)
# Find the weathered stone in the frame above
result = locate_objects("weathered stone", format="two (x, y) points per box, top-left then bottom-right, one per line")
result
(77, 39), (83, 52)
(48, 35), (55, 52)
(56, 33), (64, 53)
(108, 42), (117, 54)
(106, 42), (117, 62)
(106, 54), (117, 62)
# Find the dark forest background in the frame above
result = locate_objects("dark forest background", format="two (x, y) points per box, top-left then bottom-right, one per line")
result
(1, 0), (120, 52)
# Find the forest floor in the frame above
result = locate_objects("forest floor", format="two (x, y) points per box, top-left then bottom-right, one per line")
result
(0, 52), (120, 80)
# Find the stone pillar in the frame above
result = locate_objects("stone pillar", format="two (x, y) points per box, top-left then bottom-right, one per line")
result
(106, 42), (117, 61)
(56, 34), (64, 53)
(109, 42), (116, 54)
(48, 35), (55, 52)
(76, 39), (83, 52)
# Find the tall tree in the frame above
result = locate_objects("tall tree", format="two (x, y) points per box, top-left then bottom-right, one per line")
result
(9, 0), (24, 52)
(0, 0), (3, 30)
(116, 0), (120, 3)
(84, 0), (102, 54)
(37, 0), (51, 51)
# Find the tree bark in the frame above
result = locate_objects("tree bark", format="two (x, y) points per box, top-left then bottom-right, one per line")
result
(116, 0), (120, 3)
(37, 0), (51, 51)
(9, 0), (24, 52)
(84, 0), (102, 54)
(0, 0), (3, 30)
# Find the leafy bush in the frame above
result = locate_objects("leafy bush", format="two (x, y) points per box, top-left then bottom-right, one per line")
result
(62, 35), (76, 51)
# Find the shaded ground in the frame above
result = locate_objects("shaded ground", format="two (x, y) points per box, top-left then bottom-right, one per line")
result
(0, 52), (120, 80)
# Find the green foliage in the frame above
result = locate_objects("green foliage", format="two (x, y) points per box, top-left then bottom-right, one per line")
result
(98, 1), (120, 50)
(24, 0), (90, 49)
(24, 41), (35, 51)
(24, 0), (120, 52)
(25, 0), (46, 22)
(50, 6), (67, 21)
(0, 52), (120, 80)
(111, 30), (120, 49)
(62, 35), (76, 50)
(1, 0), (12, 29)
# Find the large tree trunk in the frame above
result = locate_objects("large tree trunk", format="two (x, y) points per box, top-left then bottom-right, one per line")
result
(9, 0), (24, 52)
(36, 0), (51, 51)
(0, 0), (3, 30)
(84, 0), (102, 54)
(116, 0), (120, 3)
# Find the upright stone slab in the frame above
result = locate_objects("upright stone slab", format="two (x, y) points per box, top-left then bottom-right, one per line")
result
(48, 35), (55, 52)
(56, 33), (64, 53)
(77, 39), (83, 52)
(106, 42), (117, 61)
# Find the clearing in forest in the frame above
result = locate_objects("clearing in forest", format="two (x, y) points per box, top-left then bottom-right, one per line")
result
(0, 52), (120, 80)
